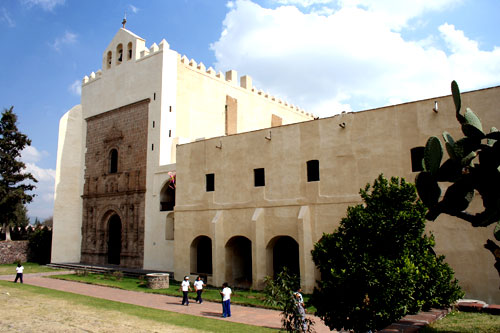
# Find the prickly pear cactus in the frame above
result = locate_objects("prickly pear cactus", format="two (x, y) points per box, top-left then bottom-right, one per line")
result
(413, 80), (500, 278)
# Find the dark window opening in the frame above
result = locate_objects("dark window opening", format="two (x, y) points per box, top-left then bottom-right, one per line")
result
(307, 160), (320, 182)
(160, 181), (175, 211)
(152, 121), (155, 128)
(109, 149), (118, 173)
(127, 42), (133, 60)
(254, 168), (265, 187)
(169, 130), (171, 137)
(411, 147), (425, 172)
(206, 173), (215, 192)
(152, 144), (154, 151)
(153, 92), (156, 100)
(169, 106), (172, 112)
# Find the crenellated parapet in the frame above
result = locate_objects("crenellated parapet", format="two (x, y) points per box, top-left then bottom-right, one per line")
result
(178, 54), (315, 119)
(82, 38), (171, 87)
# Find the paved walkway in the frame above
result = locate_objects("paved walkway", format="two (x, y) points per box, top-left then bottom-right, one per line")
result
(1, 271), (450, 332)
(0, 271), (331, 332)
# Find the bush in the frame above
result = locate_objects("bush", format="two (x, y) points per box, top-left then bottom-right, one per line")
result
(27, 227), (52, 264)
(311, 175), (463, 332)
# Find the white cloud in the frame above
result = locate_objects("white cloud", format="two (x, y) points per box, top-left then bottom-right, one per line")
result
(276, 0), (334, 7)
(129, 4), (139, 14)
(0, 7), (15, 27)
(21, 0), (65, 11)
(211, 0), (500, 117)
(51, 31), (77, 51)
(69, 80), (81, 96)
(19, 146), (55, 219)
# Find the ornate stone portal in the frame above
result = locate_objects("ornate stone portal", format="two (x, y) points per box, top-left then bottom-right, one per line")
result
(80, 99), (149, 268)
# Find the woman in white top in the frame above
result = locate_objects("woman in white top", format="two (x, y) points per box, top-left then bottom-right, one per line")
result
(180, 276), (192, 306)
(194, 276), (206, 304)
(220, 282), (232, 318)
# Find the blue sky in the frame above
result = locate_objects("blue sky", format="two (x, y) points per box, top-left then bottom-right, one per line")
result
(1, 0), (499, 219)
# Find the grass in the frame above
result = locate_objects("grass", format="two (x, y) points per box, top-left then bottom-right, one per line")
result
(0, 280), (274, 332)
(0, 262), (62, 275)
(421, 310), (500, 333)
(52, 272), (315, 312)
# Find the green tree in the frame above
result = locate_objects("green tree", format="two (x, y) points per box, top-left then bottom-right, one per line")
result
(311, 175), (463, 332)
(0, 106), (37, 241)
(263, 268), (314, 332)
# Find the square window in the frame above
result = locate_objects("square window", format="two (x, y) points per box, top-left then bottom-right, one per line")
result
(254, 168), (265, 187)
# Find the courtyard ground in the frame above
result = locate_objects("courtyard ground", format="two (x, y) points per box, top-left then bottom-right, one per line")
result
(0, 271), (450, 332)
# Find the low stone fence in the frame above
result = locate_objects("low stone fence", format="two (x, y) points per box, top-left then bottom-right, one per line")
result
(0, 241), (28, 264)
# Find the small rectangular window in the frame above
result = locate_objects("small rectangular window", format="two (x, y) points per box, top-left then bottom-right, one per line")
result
(153, 93), (156, 100)
(254, 168), (265, 187)
(411, 147), (425, 172)
(152, 144), (154, 151)
(169, 106), (172, 112)
(307, 160), (320, 182)
(206, 173), (215, 192)
(152, 121), (155, 128)
(169, 130), (171, 137)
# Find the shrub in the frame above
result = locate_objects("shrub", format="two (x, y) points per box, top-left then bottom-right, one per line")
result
(263, 268), (314, 332)
(311, 175), (463, 332)
(27, 227), (52, 264)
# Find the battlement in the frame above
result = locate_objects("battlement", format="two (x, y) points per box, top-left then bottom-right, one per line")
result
(82, 38), (171, 86)
(178, 54), (314, 118)
(80, 34), (314, 119)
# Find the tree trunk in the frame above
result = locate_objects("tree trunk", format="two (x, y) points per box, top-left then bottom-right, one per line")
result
(2, 223), (11, 241)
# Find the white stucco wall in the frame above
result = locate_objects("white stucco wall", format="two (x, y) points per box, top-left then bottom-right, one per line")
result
(51, 105), (84, 263)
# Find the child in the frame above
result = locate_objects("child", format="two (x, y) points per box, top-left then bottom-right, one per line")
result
(14, 263), (24, 283)
(220, 282), (232, 318)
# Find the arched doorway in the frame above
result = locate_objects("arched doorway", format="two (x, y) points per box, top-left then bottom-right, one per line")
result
(190, 236), (212, 274)
(160, 181), (175, 211)
(107, 214), (122, 265)
(267, 236), (300, 278)
(225, 236), (252, 288)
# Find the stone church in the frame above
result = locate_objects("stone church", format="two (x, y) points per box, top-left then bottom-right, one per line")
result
(52, 26), (500, 303)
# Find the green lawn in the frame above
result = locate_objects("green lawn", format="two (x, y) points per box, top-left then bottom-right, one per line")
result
(0, 280), (275, 332)
(421, 310), (500, 333)
(52, 272), (315, 312)
(0, 262), (61, 275)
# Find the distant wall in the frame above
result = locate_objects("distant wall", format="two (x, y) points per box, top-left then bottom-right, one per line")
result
(0, 241), (28, 264)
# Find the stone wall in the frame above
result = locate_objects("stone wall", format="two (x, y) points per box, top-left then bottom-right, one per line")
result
(0, 241), (28, 264)
(80, 99), (149, 268)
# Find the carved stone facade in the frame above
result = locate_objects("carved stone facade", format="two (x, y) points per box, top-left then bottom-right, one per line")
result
(80, 99), (149, 268)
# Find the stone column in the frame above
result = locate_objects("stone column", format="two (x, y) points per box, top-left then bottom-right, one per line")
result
(211, 211), (225, 286)
(251, 208), (266, 289)
(298, 205), (315, 293)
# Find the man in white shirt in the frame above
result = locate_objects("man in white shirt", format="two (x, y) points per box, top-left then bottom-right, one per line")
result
(220, 282), (232, 317)
(180, 276), (192, 305)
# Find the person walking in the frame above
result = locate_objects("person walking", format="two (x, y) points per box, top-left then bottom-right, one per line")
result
(194, 276), (206, 304)
(14, 263), (24, 283)
(220, 282), (232, 318)
(180, 276), (192, 306)
(293, 287), (307, 332)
